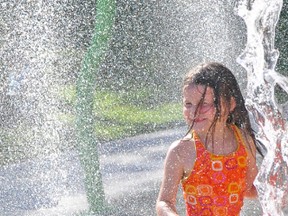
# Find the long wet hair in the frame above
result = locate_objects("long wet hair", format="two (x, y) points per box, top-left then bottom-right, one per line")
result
(183, 62), (264, 157)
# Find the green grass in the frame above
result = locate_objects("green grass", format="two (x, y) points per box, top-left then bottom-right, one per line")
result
(61, 85), (183, 141)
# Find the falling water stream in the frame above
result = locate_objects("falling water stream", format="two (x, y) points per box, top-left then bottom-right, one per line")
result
(235, 0), (288, 215)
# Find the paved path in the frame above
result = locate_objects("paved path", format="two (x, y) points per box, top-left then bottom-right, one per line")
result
(0, 127), (185, 215)
(0, 127), (265, 215)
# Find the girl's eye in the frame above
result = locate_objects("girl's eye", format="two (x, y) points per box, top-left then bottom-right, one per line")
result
(185, 102), (192, 107)
(199, 103), (214, 113)
(202, 101), (213, 106)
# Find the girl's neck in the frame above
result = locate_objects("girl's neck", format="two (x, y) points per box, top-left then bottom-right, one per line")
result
(197, 124), (237, 155)
(196, 123), (229, 140)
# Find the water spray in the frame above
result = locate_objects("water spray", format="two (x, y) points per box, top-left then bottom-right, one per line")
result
(235, 0), (288, 215)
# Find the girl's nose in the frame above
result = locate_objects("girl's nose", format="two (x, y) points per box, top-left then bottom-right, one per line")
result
(189, 107), (199, 118)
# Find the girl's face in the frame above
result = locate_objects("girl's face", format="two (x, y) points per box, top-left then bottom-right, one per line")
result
(183, 84), (216, 133)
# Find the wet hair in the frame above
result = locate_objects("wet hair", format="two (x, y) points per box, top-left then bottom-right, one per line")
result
(183, 62), (264, 157)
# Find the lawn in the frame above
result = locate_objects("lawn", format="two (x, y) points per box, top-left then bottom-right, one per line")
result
(61, 85), (184, 141)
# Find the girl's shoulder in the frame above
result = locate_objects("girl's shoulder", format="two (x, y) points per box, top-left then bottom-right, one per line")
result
(169, 132), (194, 149)
(167, 133), (196, 160)
(167, 134), (197, 179)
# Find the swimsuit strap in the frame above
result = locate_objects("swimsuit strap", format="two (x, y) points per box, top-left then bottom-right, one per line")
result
(191, 125), (246, 156)
(230, 124), (246, 147)
(191, 131), (208, 157)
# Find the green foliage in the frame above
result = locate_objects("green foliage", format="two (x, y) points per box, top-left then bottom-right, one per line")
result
(276, 0), (288, 75)
(275, 0), (288, 104)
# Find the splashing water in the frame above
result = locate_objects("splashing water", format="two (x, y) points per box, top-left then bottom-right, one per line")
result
(235, 0), (288, 215)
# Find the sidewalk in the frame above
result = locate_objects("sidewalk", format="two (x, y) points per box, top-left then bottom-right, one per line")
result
(0, 127), (185, 215)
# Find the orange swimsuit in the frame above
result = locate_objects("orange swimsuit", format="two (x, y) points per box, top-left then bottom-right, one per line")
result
(181, 125), (248, 216)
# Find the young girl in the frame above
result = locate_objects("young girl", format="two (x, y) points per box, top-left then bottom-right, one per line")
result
(156, 62), (259, 216)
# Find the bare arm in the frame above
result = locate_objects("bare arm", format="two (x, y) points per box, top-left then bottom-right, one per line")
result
(244, 135), (258, 198)
(156, 141), (185, 216)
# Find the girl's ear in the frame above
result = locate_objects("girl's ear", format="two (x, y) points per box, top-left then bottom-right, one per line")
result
(230, 97), (236, 112)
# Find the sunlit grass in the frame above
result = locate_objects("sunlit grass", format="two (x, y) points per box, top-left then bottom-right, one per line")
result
(60, 85), (183, 141)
